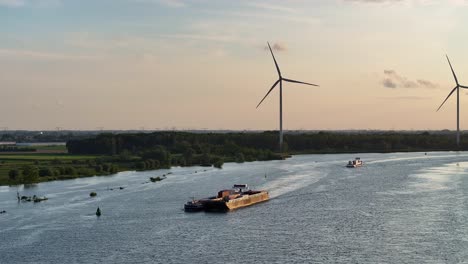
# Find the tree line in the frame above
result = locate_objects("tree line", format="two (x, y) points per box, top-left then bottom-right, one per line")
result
(67, 131), (465, 160)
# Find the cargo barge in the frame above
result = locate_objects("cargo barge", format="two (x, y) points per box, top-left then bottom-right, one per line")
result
(184, 184), (269, 212)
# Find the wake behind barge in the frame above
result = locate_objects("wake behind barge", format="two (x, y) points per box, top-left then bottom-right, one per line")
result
(184, 184), (269, 212)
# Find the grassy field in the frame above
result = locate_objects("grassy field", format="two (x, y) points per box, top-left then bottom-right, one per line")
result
(0, 154), (99, 160)
(0, 153), (119, 186)
(0, 144), (68, 155)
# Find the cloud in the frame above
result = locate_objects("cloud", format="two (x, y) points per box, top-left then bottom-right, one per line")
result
(272, 43), (287, 51)
(0, 0), (60, 7)
(132, 0), (186, 8)
(247, 2), (298, 13)
(158, 0), (185, 7)
(0, 48), (98, 61)
(344, 0), (468, 5)
(416, 79), (439, 89)
(345, 0), (404, 2)
(159, 33), (239, 43)
(382, 78), (397, 88)
(264, 42), (287, 52)
(382, 70), (439, 89)
(379, 96), (429, 100)
(0, 0), (25, 7)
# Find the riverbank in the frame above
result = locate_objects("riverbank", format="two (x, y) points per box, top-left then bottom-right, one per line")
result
(1, 130), (465, 186)
(0, 148), (460, 186)
(0, 151), (284, 186)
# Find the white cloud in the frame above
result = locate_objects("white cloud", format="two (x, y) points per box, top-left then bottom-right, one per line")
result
(247, 2), (298, 13)
(131, 0), (186, 8)
(0, 0), (61, 7)
(344, 0), (468, 6)
(0, 0), (25, 7)
(0, 48), (98, 61)
(159, 0), (185, 7)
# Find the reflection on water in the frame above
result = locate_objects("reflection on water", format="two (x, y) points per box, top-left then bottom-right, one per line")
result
(1, 152), (468, 263)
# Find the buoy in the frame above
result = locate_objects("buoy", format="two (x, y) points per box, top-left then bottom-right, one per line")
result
(96, 207), (101, 217)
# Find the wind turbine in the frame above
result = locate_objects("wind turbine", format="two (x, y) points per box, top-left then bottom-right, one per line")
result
(437, 55), (468, 148)
(256, 42), (319, 151)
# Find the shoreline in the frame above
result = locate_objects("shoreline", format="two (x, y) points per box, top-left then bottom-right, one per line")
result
(1, 149), (464, 187)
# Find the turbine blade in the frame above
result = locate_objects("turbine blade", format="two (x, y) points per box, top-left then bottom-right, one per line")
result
(268, 42), (281, 77)
(437, 86), (458, 112)
(283, 78), (319, 87)
(446, 55), (459, 85)
(256, 79), (280, 108)
(460, 85), (468, 89)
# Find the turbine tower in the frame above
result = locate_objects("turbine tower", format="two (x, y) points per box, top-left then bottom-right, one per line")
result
(437, 55), (468, 148)
(257, 42), (319, 151)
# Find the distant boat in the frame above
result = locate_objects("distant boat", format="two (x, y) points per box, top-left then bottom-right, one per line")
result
(346, 157), (363, 168)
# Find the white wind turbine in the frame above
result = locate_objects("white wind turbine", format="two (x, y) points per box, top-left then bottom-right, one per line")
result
(257, 42), (319, 151)
(437, 55), (468, 148)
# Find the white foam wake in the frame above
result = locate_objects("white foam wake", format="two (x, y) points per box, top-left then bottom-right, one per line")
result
(259, 170), (323, 199)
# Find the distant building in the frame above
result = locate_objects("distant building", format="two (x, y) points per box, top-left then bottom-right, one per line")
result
(0, 142), (16, 146)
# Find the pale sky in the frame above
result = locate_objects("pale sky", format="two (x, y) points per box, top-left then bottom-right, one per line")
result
(2, 0), (468, 130)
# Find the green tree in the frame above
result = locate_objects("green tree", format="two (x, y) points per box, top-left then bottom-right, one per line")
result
(142, 147), (171, 167)
(213, 158), (224, 169)
(95, 165), (103, 173)
(39, 168), (54, 177)
(136, 161), (146, 170)
(22, 165), (39, 184)
(183, 147), (195, 165)
(201, 152), (211, 166)
(109, 164), (119, 174)
(9, 169), (21, 182)
(64, 166), (77, 176)
(235, 152), (245, 163)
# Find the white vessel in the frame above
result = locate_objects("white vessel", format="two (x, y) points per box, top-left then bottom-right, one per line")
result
(346, 157), (363, 168)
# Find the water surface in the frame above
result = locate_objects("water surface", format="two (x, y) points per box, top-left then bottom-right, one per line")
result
(0, 152), (467, 263)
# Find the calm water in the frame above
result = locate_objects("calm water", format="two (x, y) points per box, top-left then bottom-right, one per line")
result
(1, 152), (468, 263)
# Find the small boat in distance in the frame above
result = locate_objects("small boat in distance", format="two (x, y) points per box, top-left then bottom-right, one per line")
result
(184, 184), (269, 212)
(346, 157), (363, 168)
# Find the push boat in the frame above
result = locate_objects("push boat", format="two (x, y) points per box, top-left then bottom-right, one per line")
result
(184, 184), (269, 212)
(184, 199), (204, 212)
(346, 157), (363, 168)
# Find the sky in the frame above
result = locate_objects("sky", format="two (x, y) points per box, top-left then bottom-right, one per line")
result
(2, 0), (468, 130)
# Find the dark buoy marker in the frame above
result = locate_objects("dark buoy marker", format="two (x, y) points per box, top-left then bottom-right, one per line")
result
(96, 207), (101, 217)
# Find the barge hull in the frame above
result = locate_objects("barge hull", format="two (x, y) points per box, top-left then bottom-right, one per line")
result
(203, 191), (269, 212)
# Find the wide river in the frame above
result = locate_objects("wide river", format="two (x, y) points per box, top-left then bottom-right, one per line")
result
(1, 152), (467, 263)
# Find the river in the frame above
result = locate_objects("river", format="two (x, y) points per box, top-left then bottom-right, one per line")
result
(0, 152), (467, 263)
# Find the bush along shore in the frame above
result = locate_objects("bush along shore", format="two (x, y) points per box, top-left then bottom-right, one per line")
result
(1, 132), (284, 186)
(1, 131), (466, 186)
